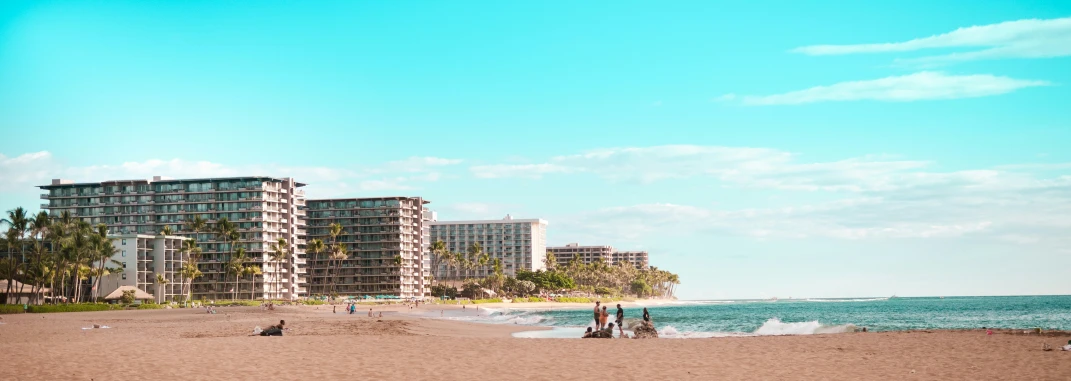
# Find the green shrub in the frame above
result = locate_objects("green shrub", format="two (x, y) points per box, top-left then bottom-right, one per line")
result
(27, 303), (120, 313)
(137, 303), (164, 309)
(0, 305), (26, 314)
(470, 298), (503, 304)
(302, 300), (326, 305)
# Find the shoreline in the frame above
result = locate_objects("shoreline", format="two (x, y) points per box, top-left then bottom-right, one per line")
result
(1, 306), (1069, 380)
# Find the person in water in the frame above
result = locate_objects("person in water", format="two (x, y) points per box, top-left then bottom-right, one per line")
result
(642, 307), (650, 322)
(593, 301), (602, 329)
(615, 304), (625, 336)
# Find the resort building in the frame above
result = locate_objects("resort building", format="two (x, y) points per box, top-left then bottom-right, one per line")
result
(304, 197), (431, 299)
(547, 243), (613, 267)
(611, 250), (650, 269)
(39, 176), (308, 301)
(549, 243), (650, 269)
(100, 234), (190, 303)
(429, 215), (548, 278)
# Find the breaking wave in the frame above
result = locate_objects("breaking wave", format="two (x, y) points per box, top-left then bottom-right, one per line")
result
(803, 297), (888, 303)
(753, 318), (857, 335)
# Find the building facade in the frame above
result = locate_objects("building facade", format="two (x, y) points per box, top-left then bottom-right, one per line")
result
(549, 243), (650, 269)
(548, 243), (613, 267)
(304, 197), (430, 299)
(101, 234), (190, 303)
(611, 250), (650, 269)
(40, 176), (308, 301)
(429, 215), (548, 278)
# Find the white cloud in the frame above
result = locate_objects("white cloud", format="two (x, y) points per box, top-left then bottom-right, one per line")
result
(469, 163), (575, 179)
(792, 17), (1071, 65)
(724, 72), (1048, 106)
(0, 151), (445, 198)
(712, 93), (737, 102)
(469, 145), (1071, 245)
(376, 156), (463, 173)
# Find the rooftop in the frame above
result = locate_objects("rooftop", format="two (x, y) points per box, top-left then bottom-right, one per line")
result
(39, 176), (306, 189)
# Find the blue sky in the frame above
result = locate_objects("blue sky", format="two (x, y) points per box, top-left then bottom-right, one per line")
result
(2, 1), (1069, 299)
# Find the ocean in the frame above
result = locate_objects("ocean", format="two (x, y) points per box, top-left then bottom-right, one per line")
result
(425, 295), (1071, 338)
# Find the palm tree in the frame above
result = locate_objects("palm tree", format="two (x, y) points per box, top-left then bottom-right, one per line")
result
(328, 243), (348, 297)
(179, 239), (202, 300)
(227, 247), (248, 300)
(466, 243), (483, 279)
(155, 273), (170, 303)
(305, 239), (325, 295)
(543, 251), (557, 270)
(214, 217), (238, 298)
(183, 215), (207, 235)
(179, 259), (203, 303)
(243, 265), (262, 300)
(326, 223), (343, 296)
(429, 240), (447, 286)
(90, 224), (118, 301)
(4, 207), (28, 297)
(159, 225), (174, 235)
(268, 238), (289, 301)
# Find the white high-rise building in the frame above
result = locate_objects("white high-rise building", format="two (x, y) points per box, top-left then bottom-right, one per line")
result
(304, 197), (431, 298)
(40, 176), (308, 300)
(429, 215), (548, 278)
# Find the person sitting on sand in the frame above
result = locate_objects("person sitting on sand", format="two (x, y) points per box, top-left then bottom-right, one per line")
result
(260, 320), (285, 336)
(593, 323), (616, 338)
(1063, 340), (1071, 351)
(582, 327), (594, 338)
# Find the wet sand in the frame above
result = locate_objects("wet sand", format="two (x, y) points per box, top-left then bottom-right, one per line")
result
(1, 304), (1069, 380)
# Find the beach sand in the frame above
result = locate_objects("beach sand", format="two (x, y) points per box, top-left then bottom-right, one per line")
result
(1, 304), (1069, 380)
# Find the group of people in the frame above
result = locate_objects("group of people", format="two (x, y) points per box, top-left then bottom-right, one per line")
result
(584, 301), (651, 338)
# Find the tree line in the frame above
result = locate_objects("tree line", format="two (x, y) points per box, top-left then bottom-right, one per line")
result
(429, 240), (680, 299)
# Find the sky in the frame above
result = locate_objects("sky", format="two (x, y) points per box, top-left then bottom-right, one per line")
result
(1, 1), (1069, 300)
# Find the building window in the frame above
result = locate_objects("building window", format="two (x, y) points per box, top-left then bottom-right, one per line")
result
(122, 262), (127, 268)
(122, 250), (126, 257)
(122, 239), (127, 245)
(122, 273), (127, 280)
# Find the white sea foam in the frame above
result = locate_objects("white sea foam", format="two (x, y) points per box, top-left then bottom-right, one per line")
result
(753, 318), (856, 335)
(804, 297), (888, 303)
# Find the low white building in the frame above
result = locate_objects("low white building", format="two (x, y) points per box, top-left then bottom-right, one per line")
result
(100, 234), (190, 303)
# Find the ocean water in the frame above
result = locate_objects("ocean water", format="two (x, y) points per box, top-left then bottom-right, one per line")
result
(426, 296), (1071, 338)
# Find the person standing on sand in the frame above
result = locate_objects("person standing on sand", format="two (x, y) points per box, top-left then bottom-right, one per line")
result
(593, 301), (602, 329)
(615, 304), (625, 336)
(600, 306), (609, 330)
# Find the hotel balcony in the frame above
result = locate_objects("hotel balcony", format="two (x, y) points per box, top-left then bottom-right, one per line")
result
(40, 204), (49, 209)
(39, 194), (49, 200)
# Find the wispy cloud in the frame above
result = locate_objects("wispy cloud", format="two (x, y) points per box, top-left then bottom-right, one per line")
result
(719, 72), (1048, 106)
(469, 163), (575, 179)
(792, 17), (1071, 65)
(0, 151), (450, 196)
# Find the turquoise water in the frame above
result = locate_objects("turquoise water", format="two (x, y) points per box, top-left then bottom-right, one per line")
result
(438, 296), (1071, 338)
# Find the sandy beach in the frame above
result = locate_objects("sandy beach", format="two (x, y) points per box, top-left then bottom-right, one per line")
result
(0, 304), (1069, 380)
